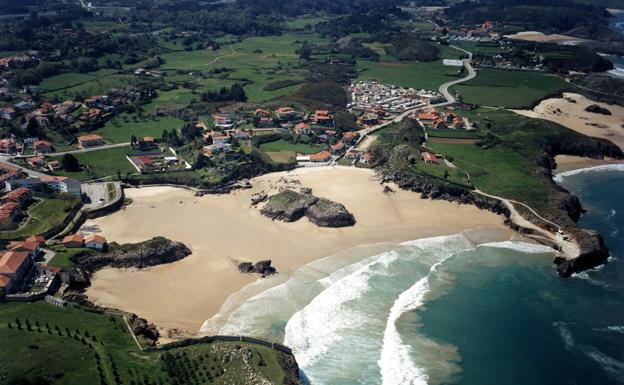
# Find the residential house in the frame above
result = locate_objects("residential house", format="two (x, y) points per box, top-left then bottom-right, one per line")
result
(211, 132), (230, 145)
(342, 131), (359, 144)
(0, 139), (19, 154)
(137, 136), (156, 149)
(202, 143), (231, 158)
(33, 140), (53, 154)
(433, 118), (447, 130)
(27, 156), (45, 168)
(54, 101), (79, 115)
(212, 113), (234, 129)
(276, 106), (296, 121)
(421, 152), (438, 164)
(85, 234), (106, 251)
(14, 101), (33, 111)
(230, 129), (250, 140)
(62, 234), (84, 248)
(313, 110), (333, 126)
(294, 123), (311, 135)
(6, 176), (82, 197)
(360, 152), (374, 164)
(47, 160), (61, 172)
(0, 107), (15, 120)
(0, 251), (33, 293)
(345, 149), (361, 160)
(330, 141), (345, 155)
(77, 134), (104, 148)
(0, 202), (21, 222)
(309, 150), (331, 162)
(254, 108), (273, 126)
(417, 111), (439, 123)
(25, 235), (46, 247)
(8, 240), (39, 259)
(4, 187), (32, 207)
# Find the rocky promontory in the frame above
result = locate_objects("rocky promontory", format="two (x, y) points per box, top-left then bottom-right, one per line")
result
(260, 190), (355, 227)
(238, 259), (277, 276)
(69, 237), (192, 289)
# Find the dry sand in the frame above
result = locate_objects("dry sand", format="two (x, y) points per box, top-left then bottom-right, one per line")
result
(505, 31), (586, 44)
(554, 155), (624, 173)
(84, 166), (509, 337)
(513, 92), (624, 150)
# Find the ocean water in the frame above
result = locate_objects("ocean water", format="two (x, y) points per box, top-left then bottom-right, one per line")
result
(207, 166), (624, 385)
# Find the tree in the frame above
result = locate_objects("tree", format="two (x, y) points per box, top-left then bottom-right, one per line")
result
(130, 135), (138, 145)
(61, 153), (80, 172)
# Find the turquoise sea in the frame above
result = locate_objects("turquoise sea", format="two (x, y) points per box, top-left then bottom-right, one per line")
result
(205, 166), (624, 385)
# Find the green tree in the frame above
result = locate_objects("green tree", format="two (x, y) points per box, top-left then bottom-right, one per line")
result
(61, 153), (80, 172)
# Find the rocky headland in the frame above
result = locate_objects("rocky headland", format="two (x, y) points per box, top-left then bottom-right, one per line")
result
(69, 237), (192, 289)
(260, 189), (356, 227)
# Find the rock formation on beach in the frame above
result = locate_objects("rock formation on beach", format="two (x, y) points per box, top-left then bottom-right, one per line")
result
(238, 260), (277, 276)
(260, 189), (355, 227)
(584, 104), (612, 115)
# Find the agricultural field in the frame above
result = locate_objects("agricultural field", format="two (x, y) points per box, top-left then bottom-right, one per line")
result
(450, 69), (573, 108)
(0, 198), (76, 240)
(42, 73), (140, 101)
(428, 142), (553, 211)
(95, 114), (184, 143)
(0, 302), (296, 385)
(357, 58), (464, 92)
(54, 146), (136, 181)
(259, 139), (324, 163)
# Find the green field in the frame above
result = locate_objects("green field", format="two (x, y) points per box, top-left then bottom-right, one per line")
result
(43, 74), (140, 101)
(428, 142), (552, 210)
(259, 139), (323, 163)
(0, 198), (74, 240)
(450, 69), (573, 108)
(55, 146), (136, 181)
(0, 302), (296, 385)
(357, 59), (463, 91)
(39, 69), (118, 93)
(48, 246), (96, 270)
(96, 114), (184, 143)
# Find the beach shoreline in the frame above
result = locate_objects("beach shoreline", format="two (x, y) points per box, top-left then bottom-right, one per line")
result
(82, 166), (512, 339)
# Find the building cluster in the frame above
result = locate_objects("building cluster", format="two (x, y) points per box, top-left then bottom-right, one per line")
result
(128, 141), (187, 173)
(0, 235), (47, 294)
(62, 233), (107, 250)
(295, 129), (367, 165)
(347, 81), (443, 125)
(415, 108), (466, 130)
(442, 21), (498, 42)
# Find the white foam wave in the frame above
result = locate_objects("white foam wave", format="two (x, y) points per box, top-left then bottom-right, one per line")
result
(478, 240), (556, 254)
(553, 164), (624, 183)
(379, 277), (431, 385)
(584, 346), (624, 376)
(553, 321), (575, 350)
(284, 250), (399, 368)
(594, 325), (624, 334)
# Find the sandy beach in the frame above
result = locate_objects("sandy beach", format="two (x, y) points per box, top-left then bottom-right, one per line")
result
(504, 31), (586, 44)
(554, 155), (624, 173)
(513, 93), (624, 150)
(83, 167), (509, 337)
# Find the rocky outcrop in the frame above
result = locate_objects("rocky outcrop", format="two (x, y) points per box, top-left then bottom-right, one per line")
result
(69, 237), (192, 289)
(260, 190), (319, 222)
(554, 230), (610, 278)
(585, 104), (611, 115)
(261, 190), (356, 227)
(306, 198), (356, 227)
(128, 314), (160, 345)
(380, 170), (510, 217)
(238, 260), (277, 276)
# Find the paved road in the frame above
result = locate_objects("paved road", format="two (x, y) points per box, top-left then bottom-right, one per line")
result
(355, 45), (477, 150)
(46, 142), (131, 157)
(438, 46), (476, 104)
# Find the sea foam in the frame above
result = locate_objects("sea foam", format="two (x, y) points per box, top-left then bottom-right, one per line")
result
(553, 164), (624, 183)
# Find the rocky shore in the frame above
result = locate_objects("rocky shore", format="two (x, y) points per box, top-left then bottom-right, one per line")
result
(260, 189), (356, 227)
(69, 237), (192, 290)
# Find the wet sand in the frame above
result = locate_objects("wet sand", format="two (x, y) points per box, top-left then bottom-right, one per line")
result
(84, 166), (509, 337)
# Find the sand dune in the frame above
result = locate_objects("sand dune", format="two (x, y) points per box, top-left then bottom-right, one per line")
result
(84, 167), (509, 337)
(513, 93), (624, 151)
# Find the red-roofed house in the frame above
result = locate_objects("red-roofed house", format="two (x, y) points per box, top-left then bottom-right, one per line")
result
(309, 150), (331, 162)
(85, 234), (107, 250)
(77, 134), (104, 148)
(25, 235), (46, 247)
(293, 123), (311, 135)
(276, 106), (296, 121)
(330, 141), (345, 154)
(8, 241), (39, 258)
(33, 140), (53, 154)
(4, 187), (32, 207)
(62, 234), (84, 248)
(341, 131), (359, 144)
(0, 251), (33, 292)
(313, 110), (333, 126)
(421, 152), (438, 164)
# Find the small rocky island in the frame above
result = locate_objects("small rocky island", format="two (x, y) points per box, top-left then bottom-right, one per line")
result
(585, 104), (611, 115)
(260, 189), (356, 227)
(238, 260), (277, 276)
